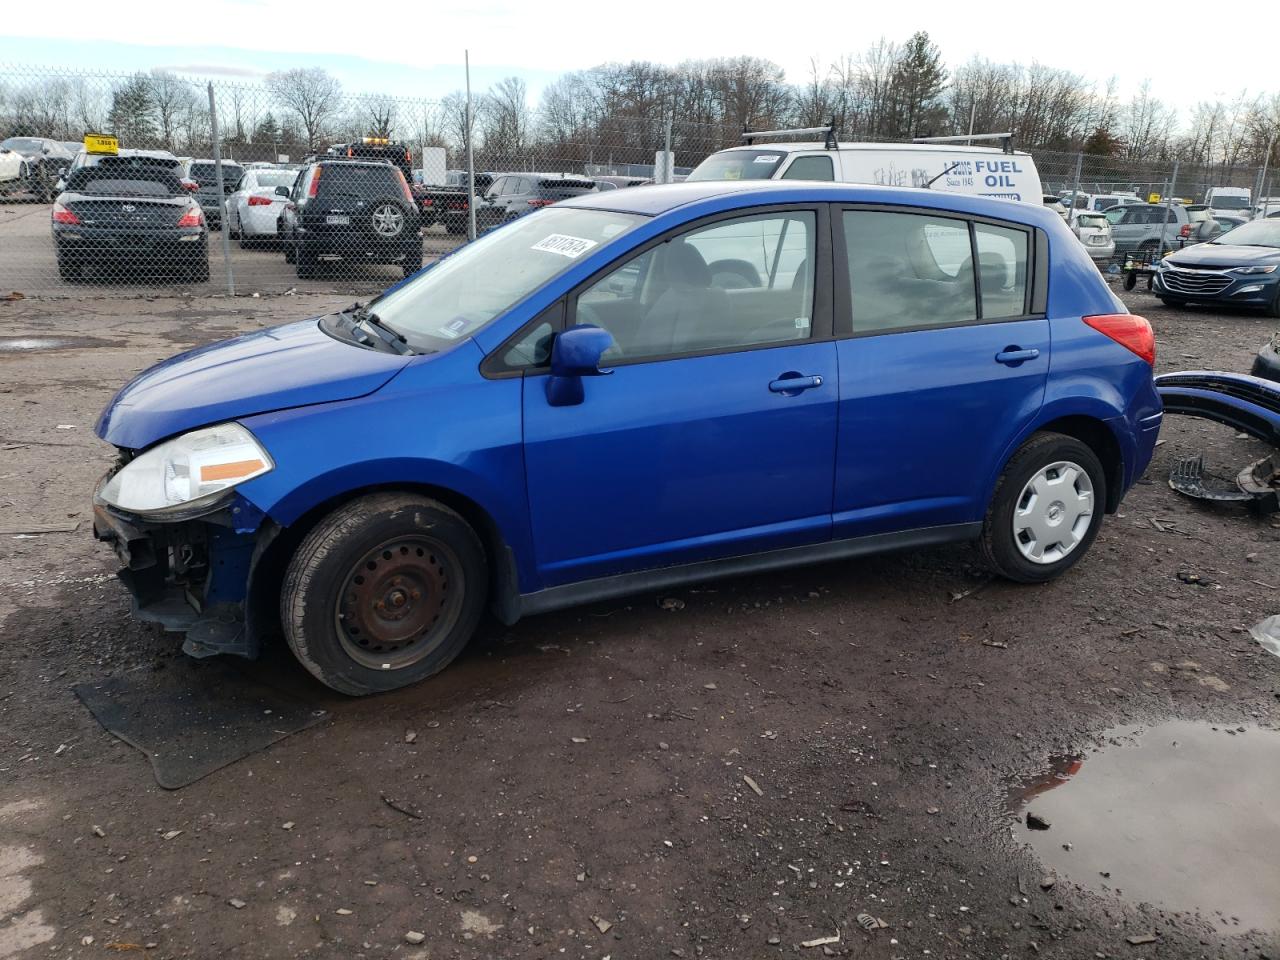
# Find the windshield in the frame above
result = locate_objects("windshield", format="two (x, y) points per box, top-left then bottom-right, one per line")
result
(190, 162), (244, 184)
(370, 207), (644, 350)
(1209, 195), (1250, 210)
(1077, 215), (1107, 227)
(253, 170), (297, 188)
(1210, 220), (1280, 248)
(687, 150), (786, 182)
(1, 137), (44, 154)
(65, 166), (182, 196)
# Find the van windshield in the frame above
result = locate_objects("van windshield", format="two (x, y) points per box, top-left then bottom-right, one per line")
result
(368, 206), (645, 350)
(687, 150), (786, 182)
(1209, 195), (1250, 210)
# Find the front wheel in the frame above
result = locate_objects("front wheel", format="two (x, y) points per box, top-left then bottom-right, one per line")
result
(280, 493), (488, 695)
(979, 433), (1106, 584)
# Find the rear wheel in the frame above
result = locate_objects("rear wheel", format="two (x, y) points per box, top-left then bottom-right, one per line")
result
(280, 493), (488, 695)
(185, 258), (210, 283)
(979, 432), (1106, 584)
(56, 254), (79, 282)
(402, 252), (423, 277)
(296, 248), (319, 279)
(284, 242), (296, 264)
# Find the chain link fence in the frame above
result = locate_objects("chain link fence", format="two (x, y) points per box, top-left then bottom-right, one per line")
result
(1, 63), (1274, 298)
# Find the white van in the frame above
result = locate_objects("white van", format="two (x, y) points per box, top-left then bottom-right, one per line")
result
(1204, 186), (1251, 218)
(686, 129), (1044, 205)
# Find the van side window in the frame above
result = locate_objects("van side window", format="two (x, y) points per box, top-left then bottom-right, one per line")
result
(842, 210), (977, 333)
(973, 223), (1029, 319)
(781, 156), (834, 181)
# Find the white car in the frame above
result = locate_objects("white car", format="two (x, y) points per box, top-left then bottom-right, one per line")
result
(224, 167), (300, 247)
(0, 146), (25, 191)
(1072, 212), (1115, 261)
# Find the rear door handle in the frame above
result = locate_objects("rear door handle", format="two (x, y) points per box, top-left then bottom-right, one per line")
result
(769, 374), (824, 394)
(995, 347), (1040, 366)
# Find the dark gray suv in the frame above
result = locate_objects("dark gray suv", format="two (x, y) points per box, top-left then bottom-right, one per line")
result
(477, 174), (597, 229)
(182, 159), (245, 230)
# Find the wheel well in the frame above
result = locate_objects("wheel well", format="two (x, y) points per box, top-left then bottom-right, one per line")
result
(246, 483), (518, 648)
(1036, 416), (1124, 512)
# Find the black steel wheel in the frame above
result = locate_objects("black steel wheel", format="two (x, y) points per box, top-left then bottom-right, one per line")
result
(281, 493), (487, 695)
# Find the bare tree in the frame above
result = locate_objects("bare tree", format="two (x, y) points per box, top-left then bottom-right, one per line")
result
(149, 71), (198, 150)
(266, 67), (342, 150)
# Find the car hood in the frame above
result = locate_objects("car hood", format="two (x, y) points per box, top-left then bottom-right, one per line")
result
(97, 318), (411, 450)
(1167, 243), (1280, 267)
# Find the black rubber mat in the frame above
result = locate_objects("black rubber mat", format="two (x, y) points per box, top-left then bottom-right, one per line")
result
(73, 658), (328, 789)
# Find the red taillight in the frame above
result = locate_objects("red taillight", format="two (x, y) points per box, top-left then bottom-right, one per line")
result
(395, 169), (414, 207)
(346, 147), (353, 157)
(527, 198), (554, 207)
(176, 206), (204, 228)
(1178, 224), (1191, 238)
(1083, 314), (1155, 365)
(181, 178), (199, 192)
(308, 166), (322, 198)
(247, 194), (273, 206)
(51, 202), (79, 225)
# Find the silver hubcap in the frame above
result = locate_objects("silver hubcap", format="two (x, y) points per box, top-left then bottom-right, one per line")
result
(372, 204), (403, 237)
(1012, 460), (1094, 564)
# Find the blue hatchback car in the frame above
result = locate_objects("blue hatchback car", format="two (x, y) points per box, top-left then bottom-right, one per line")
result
(93, 181), (1162, 694)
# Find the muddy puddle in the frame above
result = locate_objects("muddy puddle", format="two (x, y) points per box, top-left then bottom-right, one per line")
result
(1010, 720), (1280, 934)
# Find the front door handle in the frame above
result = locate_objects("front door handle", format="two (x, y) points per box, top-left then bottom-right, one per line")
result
(769, 374), (824, 395)
(995, 346), (1040, 366)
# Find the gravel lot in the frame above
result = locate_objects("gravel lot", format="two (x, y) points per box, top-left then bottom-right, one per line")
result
(1, 285), (1278, 959)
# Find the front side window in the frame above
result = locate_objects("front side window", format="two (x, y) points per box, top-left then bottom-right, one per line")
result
(576, 211), (816, 361)
(781, 156), (835, 181)
(842, 210), (976, 333)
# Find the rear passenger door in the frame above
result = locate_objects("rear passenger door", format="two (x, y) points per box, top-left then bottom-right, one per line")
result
(831, 207), (1048, 538)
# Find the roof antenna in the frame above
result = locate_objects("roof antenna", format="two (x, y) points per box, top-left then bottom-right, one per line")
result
(925, 162), (962, 189)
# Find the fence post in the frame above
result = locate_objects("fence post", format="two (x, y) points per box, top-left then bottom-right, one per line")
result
(1066, 152), (1083, 222)
(207, 83), (235, 296)
(1155, 160), (1179, 257)
(465, 50), (477, 243)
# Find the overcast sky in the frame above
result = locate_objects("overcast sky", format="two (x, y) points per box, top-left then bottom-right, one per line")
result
(3, 0), (1274, 115)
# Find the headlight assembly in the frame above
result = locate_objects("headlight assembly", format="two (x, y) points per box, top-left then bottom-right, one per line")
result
(97, 422), (273, 519)
(1233, 264), (1278, 275)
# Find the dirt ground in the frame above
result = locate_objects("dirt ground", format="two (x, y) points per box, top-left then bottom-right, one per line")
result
(1, 285), (1278, 960)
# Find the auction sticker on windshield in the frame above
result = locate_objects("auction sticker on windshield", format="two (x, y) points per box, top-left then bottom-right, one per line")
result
(532, 234), (598, 259)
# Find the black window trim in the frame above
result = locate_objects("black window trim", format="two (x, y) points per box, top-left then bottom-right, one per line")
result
(832, 202), (1046, 340)
(482, 202), (835, 378)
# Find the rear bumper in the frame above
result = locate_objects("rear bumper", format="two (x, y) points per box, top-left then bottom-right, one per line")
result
(54, 228), (207, 262)
(296, 229), (420, 263)
(239, 204), (283, 237)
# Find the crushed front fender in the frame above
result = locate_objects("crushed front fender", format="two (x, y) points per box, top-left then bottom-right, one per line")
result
(1154, 371), (1280, 447)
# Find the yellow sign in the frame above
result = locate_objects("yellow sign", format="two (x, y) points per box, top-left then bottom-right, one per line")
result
(84, 133), (118, 155)
(362, 137), (390, 145)
(1147, 192), (1161, 203)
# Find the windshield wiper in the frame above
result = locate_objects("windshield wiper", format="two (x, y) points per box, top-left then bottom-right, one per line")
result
(344, 302), (412, 355)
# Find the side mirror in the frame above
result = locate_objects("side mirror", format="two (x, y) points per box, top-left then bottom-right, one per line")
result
(275, 185), (290, 197)
(58, 167), (67, 177)
(546, 324), (616, 407)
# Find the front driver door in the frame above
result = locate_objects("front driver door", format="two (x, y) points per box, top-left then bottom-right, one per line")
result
(522, 207), (839, 588)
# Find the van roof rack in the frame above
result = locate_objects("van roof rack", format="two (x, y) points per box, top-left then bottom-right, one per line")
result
(912, 132), (1014, 155)
(742, 122), (837, 151)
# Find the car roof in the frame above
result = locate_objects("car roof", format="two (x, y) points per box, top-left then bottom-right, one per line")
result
(559, 179), (1060, 227)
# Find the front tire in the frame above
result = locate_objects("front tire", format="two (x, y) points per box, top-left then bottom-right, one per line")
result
(280, 493), (488, 695)
(979, 433), (1106, 584)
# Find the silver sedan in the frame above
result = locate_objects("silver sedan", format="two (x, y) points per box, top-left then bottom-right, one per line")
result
(224, 167), (300, 247)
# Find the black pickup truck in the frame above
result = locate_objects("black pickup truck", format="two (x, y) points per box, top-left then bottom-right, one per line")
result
(416, 170), (494, 233)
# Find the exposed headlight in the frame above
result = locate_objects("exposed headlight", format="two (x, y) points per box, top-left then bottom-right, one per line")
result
(1233, 264), (1278, 275)
(97, 422), (273, 519)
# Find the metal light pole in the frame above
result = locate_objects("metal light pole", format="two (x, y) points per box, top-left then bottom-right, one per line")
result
(465, 50), (477, 242)
(1257, 128), (1276, 218)
(207, 83), (234, 296)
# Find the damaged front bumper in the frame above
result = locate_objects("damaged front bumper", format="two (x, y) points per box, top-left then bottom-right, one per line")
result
(1155, 371), (1280, 509)
(92, 492), (272, 659)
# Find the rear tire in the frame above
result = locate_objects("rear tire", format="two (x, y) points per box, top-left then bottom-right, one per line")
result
(402, 253), (422, 277)
(56, 255), (78, 282)
(296, 251), (319, 279)
(284, 243), (296, 264)
(979, 432), (1107, 584)
(280, 493), (488, 696)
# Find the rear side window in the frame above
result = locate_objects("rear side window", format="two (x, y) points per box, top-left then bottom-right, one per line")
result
(974, 223), (1029, 319)
(318, 164), (399, 198)
(842, 211), (976, 333)
(781, 156), (835, 181)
